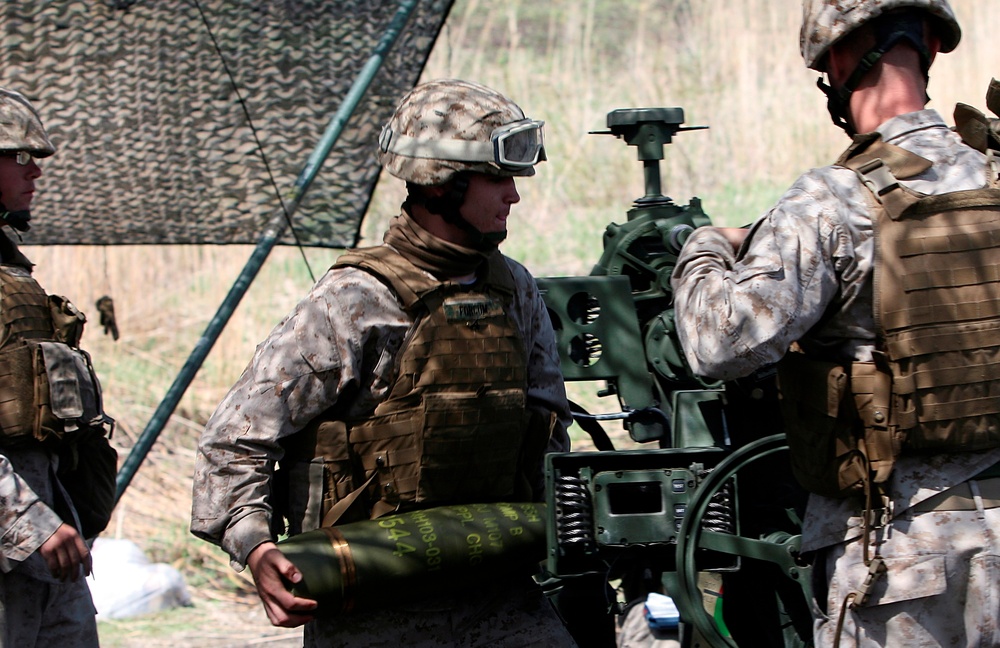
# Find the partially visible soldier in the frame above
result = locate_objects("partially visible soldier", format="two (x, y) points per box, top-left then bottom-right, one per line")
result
(670, 1), (1000, 646)
(0, 88), (117, 646)
(191, 79), (578, 647)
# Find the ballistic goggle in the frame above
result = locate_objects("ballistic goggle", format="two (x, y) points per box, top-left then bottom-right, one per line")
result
(1, 151), (32, 165)
(379, 118), (546, 170)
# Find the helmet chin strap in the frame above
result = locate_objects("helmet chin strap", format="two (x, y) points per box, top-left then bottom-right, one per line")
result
(0, 199), (31, 232)
(818, 11), (933, 137)
(480, 230), (508, 245)
(817, 76), (856, 136)
(423, 173), (506, 248)
(0, 190), (31, 232)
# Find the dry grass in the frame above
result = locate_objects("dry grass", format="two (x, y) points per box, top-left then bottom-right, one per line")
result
(15, 0), (1000, 642)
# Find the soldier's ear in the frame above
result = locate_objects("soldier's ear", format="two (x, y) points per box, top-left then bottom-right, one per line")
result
(422, 184), (448, 198)
(925, 28), (941, 62)
(825, 44), (852, 89)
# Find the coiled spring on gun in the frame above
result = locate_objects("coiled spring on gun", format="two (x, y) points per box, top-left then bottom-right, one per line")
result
(554, 474), (595, 551)
(700, 469), (736, 534)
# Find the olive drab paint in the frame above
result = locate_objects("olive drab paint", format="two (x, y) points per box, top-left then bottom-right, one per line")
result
(277, 502), (546, 614)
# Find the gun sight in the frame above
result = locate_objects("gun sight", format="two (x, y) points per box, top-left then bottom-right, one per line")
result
(591, 108), (707, 207)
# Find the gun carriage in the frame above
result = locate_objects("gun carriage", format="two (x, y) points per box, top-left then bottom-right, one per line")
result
(538, 108), (813, 648)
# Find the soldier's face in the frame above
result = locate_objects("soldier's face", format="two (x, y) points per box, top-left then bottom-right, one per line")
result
(0, 154), (41, 212)
(458, 173), (520, 241)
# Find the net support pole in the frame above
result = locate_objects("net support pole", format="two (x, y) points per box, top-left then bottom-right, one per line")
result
(115, 0), (420, 502)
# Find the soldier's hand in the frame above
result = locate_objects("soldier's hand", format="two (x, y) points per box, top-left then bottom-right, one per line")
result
(715, 227), (749, 252)
(39, 523), (92, 582)
(247, 541), (318, 627)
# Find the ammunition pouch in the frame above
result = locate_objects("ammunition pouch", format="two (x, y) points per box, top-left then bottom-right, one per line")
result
(778, 352), (867, 498)
(0, 339), (110, 446)
(275, 419), (364, 536)
(348, 388), (529, 511)
(49, 294), (86, 347)
(0, 337), (117, 538)
(849, 354), (902, 485)
(778, 351), (906, 498)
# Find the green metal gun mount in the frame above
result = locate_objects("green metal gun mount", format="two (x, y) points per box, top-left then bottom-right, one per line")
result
(538, 109), (812, 648)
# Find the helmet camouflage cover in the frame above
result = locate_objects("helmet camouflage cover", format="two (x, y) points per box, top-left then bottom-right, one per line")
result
(378, 79), (541, 186)
(800, 0), (961, 70)
(0, 88), (55, 157)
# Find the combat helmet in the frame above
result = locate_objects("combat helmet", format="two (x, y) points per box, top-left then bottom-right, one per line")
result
(377, 79), (545, 187)
(0, 88), (55, 158)
(801, 0), (960, 71)
(800, 0), (961, 134)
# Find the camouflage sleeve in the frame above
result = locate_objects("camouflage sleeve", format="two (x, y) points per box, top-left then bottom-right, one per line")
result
(0, 453), (63, 572)
(191, 267), (407, 569)
(506, 258), (573, 455)
(670, 175), (848, 380)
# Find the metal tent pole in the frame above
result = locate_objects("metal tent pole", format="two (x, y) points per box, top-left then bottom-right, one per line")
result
(115, 0), (420, 501)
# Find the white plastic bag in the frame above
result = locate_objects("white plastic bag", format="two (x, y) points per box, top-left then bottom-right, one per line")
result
(86, 538), (192, 619)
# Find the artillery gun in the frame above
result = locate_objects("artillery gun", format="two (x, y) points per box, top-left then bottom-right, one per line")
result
(537, 109), (814, 647)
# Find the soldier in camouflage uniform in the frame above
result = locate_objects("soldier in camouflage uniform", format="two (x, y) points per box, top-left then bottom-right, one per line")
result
(191, 79), (578, 647)
(0, 88), (107, 647)
(671, 1), (1000, 646)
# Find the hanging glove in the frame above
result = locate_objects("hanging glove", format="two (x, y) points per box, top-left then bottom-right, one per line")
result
(96, 295), (119, 341)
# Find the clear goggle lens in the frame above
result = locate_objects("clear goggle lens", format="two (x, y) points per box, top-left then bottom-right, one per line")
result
(380, 118), (546, 170)
(492, 119), (545, 168)
(3, 151), (31, 165)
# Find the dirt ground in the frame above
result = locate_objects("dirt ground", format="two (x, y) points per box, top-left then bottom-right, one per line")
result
(97, 588), (302, 648)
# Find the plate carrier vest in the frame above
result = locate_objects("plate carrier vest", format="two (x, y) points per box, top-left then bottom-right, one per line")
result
(0, 261), (110, 445)
(779, 132), (1000, 499)
(285, 247), (553, 527)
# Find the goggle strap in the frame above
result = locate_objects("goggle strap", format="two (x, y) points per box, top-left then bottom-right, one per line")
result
(381, 130), (494, 163)
(380, 119), (544, 168)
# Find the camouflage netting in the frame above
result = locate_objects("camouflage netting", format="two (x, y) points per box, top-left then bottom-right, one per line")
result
(0, 0), (453, 247)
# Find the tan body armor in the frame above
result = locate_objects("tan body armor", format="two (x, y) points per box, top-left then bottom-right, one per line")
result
(0, 262), (109, 445)
(780, 135), (1000, 498)
(279, 248), (552, 530)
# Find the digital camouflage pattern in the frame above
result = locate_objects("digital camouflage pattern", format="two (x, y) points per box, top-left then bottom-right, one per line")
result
(378, 79), (538, 186)
(0, 89), (55, 157)
(0, 436), (67, 579)
(799, 0), (961, 69)
(671, 109), (1000, 646)
(816, 503), (1000, 646)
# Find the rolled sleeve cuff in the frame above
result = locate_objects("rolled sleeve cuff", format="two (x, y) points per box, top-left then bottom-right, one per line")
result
(683, 226), (739, 261)
(0, 500), (62, 570)
(223, 510), (275, 571)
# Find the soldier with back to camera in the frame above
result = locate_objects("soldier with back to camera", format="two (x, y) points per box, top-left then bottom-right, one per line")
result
(191, 79), (579, 647)
(670, 1), (1000, 645)
(0, 88), (116, 647)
